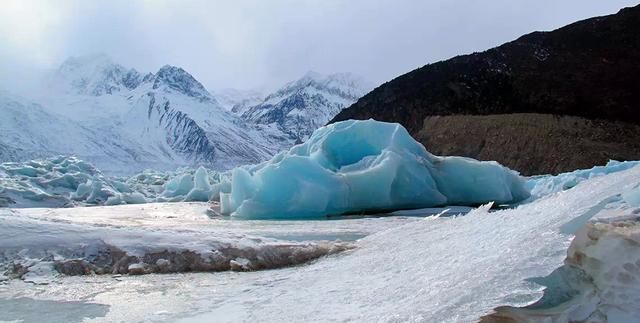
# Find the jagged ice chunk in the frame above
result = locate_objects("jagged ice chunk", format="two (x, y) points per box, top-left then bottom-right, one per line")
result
(220, 119), (530, 218)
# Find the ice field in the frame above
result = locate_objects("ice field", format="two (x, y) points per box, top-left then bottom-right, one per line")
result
(1, 163), (640, 322)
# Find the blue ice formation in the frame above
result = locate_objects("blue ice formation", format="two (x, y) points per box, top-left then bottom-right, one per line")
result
(219, 119), (530, 219)
(7, 122), (636, 213)
(0, 156), (121, 207)
(160, 166), (227, 202)
(526, 160), (640, 199)
(0, 157), (226, 208)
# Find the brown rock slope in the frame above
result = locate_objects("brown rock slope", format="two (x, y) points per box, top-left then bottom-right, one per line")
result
(330, 5), (640, 175)
(418, 114), (640, 175)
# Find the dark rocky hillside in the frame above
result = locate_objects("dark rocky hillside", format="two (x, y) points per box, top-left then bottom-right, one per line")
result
(331, 5), (640, 175)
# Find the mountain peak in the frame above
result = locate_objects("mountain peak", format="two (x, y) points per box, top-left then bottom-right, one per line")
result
(240, 71), (373, 141)
(298, 70), (323, 82)
(48, 56), (215, 102)
(51, 54), (142, 96)
(214, 88), (264, 113)
(151, 65), (213, 102)
(277, 71), (372, 101)
(298, 70), (363, 84)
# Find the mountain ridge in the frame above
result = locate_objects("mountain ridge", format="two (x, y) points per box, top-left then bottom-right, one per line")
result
(333, 5), (640, 129)
(330, 4), (640, 175)
(1, 56), (289, 174)
(1, 56), (370, 174)
(241, 71), (372, 141)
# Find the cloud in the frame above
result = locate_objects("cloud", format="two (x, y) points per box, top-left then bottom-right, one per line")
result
(0, 1), (68, 65)
(0, 0), (638, 91)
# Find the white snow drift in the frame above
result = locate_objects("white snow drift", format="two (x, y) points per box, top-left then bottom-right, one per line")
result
(220, 119), (530, 218)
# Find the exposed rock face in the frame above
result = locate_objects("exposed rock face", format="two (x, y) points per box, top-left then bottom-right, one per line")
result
(145, 92), (217, 163)
(46, 242), (352, 276)
(417, 114), (640, 175)
(152, 65), (213, 102)
(331, 5), (640, 175)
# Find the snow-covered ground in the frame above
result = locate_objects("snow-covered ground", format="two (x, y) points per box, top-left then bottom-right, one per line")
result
(1, 163), (640, 322)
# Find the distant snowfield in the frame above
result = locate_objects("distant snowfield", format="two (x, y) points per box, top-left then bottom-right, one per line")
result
(1, 165), (640, 322)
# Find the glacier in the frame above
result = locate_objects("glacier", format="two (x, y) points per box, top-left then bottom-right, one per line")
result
(2, 159), (639, 322)
(219, 119), (530, 218)
(184, 162), (640, 322)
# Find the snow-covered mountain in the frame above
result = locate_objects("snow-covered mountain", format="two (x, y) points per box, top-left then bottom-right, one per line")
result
(214, 88), (264, 115)
(47, 54), (144, 96)
(0, 92), (119, 163)
(0, 55), (290, 174)
(240, 71), (372, 141)
(0, 56), (371, 174)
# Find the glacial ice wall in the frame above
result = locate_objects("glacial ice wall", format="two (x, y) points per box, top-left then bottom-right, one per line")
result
(219, 120), (530, 218)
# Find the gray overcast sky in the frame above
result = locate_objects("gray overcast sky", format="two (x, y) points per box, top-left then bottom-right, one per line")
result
(1, 0), (638, 92)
